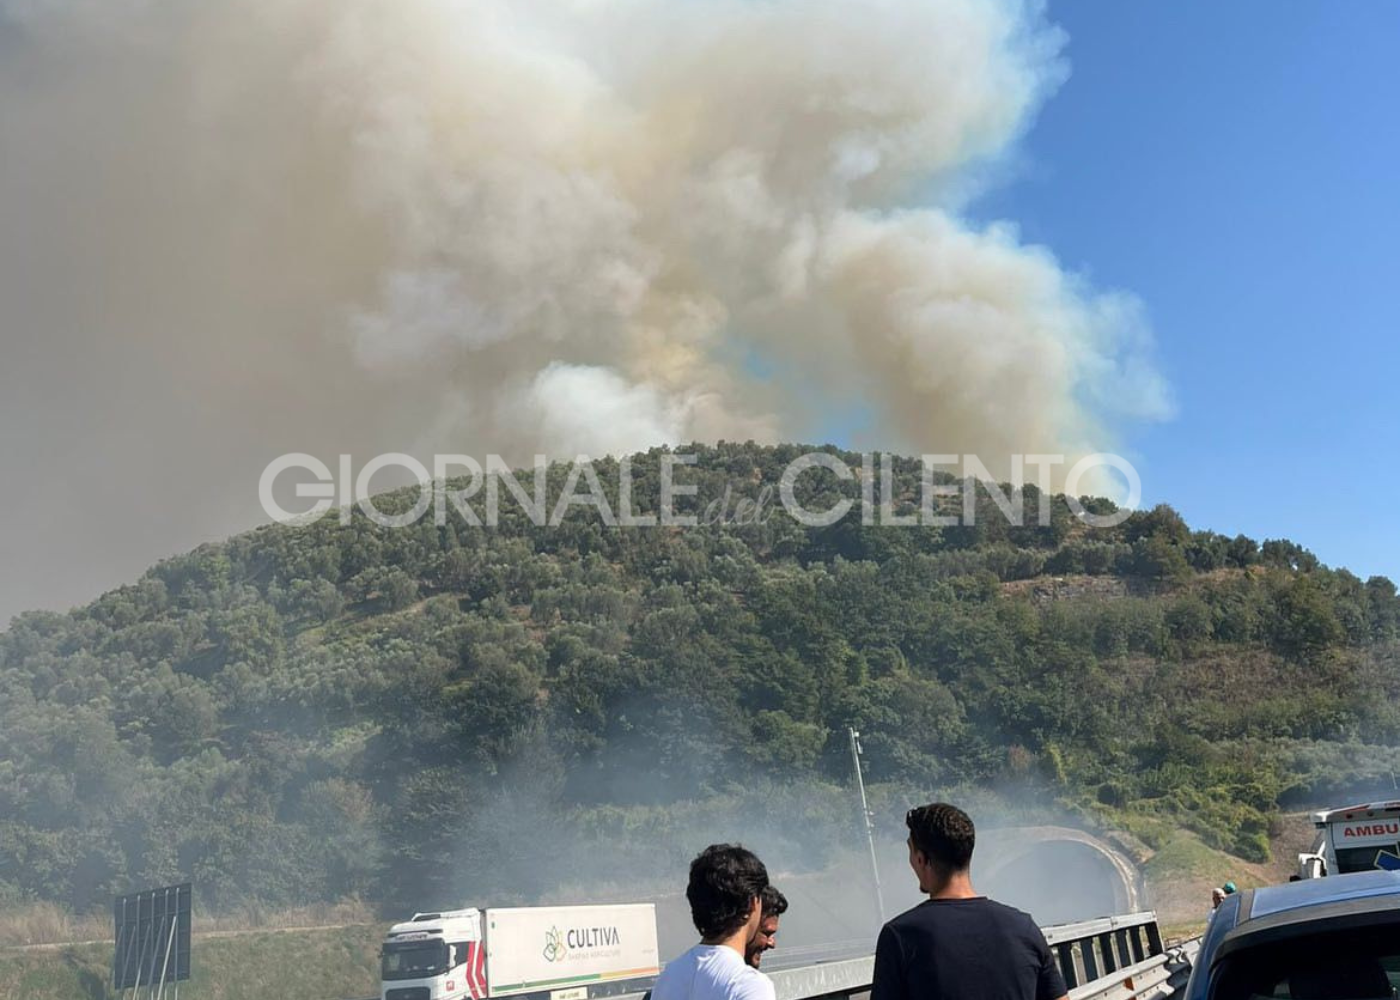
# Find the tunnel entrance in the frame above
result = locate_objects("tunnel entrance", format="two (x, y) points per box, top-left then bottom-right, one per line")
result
(979, 838), (1134, 925)
(650, 828), (1141, 960)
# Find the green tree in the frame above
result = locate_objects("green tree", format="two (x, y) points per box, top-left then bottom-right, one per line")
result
(1271, 576), (1345, 661)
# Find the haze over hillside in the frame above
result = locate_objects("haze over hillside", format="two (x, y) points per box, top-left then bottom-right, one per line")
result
(2, 443), (1397, 920)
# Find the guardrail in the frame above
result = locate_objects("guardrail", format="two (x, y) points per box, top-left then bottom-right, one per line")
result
(1049, 913), (1199, 1000)
(348, 912), (1199, 1000)
(751, 911), (1188, 1000)
(1048, 911), (1166, 1000)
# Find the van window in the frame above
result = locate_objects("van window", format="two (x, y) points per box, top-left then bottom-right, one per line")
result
(1333, 845), (1400, 874)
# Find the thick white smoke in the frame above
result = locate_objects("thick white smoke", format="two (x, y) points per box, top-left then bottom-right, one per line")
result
(0, 0), (1170, 622)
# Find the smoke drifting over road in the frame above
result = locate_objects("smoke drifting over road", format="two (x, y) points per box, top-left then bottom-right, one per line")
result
(0, 0), (1170, 622)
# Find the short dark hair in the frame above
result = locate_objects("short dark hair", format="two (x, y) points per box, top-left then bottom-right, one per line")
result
(906, 803), (975, 872)
(761, 885), (788, 918)
(687, 844), (769, 940)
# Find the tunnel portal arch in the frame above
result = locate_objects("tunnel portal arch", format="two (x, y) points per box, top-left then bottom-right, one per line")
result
(976, 827), (1142, 926)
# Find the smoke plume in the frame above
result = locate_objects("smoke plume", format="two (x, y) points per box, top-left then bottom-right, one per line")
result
(0, 0), (1170, 622)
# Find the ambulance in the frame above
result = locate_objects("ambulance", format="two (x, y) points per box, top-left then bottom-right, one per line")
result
(1296, 801), (1400, 878)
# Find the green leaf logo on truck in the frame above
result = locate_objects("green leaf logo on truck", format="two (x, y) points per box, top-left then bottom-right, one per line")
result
(544, 926), (567, 963)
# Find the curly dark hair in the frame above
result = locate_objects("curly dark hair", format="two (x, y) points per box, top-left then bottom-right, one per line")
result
(760, 885), (788, 918)
(686, 844), (769, 940)
(906, 803), (975, 872)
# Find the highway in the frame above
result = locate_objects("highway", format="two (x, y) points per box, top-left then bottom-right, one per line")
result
(353, 913), (1199, 1000)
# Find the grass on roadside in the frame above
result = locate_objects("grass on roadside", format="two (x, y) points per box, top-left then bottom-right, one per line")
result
(0, 923), (387, 1000)
(0, 899), (376, 949)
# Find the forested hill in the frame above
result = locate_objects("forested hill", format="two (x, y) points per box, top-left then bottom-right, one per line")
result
(3, 442), (1400, 915)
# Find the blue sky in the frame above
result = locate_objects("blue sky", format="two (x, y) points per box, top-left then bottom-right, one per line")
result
(970, 0), (1400, 581)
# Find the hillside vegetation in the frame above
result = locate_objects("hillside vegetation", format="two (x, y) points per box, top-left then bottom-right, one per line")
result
(3, 443), (1399, 916)
(0, 924), (383, 1000)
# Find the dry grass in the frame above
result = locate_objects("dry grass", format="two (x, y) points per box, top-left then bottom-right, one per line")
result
(0, 902), (109, 949)
(0, 898), (376, 950)
(194, 898), (375, 937)
(0, 923), (387, 1000)
(1141, 830), (1287, 929)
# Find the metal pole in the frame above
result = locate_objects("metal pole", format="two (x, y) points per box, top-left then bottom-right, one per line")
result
(132, 901), (150, 1000)
(848, 727), (886, 921)
(156, 909), (178, 1000)
(149, 913), (164, 1000)
(119, 897), (140, 999)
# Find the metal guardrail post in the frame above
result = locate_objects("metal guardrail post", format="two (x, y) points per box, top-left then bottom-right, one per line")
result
(1098, 933), (1116, 974)
(1082, 938), (1100, 982)
(1056, 942), (1079, 988)
(1128, 925), (1146, 964)
(1042, 911), (1167, 1000)
(1113, 928), (1131, 968)
(1146, 921), (1164, 957)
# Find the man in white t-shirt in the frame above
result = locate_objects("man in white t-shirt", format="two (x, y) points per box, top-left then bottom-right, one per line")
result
(650, 844), (776, 1000)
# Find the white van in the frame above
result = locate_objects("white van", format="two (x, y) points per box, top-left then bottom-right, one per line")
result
(1297, 801), (1400, 878)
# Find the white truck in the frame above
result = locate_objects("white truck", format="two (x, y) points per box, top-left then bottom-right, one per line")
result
(380, 904), (660, 1000)
(1296, 800), (1400, 878)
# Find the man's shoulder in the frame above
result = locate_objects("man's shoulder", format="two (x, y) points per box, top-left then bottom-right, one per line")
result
(884, 902), (925, 932)
(980, 897), (1039, 922)
(729, 966), (775, 1000)
(886, 897), (1041, 932)
(972, 897), (1046, 936)
(711, 950), (774, 1000)
(651, 946), (705, 993)
(655, 945), (704, 975)
(655, 945), (774, 1000)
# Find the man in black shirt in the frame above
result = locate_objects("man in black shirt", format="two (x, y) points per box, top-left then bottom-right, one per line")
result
(871, 803), (1068, 1000)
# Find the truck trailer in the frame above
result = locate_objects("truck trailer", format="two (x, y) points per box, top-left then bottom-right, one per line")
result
(380, 903), (660, 1000)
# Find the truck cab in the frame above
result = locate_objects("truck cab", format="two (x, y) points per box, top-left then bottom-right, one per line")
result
(382, 908), (486, 1000)
(1297, 801), (1400, 879)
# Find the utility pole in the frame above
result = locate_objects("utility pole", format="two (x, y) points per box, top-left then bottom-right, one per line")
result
(848, 727), (886, 922)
